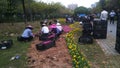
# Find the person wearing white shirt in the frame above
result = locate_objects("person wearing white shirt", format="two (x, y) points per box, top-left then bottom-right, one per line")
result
(56, 23), (63, 32)
(39, 24), (50, 41)
(41, 24), (49, 37)
(41, 24), (49, 34)
(109, 10), (116, 24)
(100, 8), (108, 25)
(56, 23), (63, 37)
(100, 9), (108, 21)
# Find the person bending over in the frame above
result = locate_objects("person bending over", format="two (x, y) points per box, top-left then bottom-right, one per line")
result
(18, 25), (34, 41)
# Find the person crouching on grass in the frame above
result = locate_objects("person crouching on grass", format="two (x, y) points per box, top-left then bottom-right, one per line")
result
(17, 25), (34, 42)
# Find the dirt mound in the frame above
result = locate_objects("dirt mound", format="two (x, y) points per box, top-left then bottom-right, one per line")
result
(27, 34), (72, 68)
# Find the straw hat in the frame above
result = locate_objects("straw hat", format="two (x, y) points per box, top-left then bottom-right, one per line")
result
(27, 25), (32, 28)
(26, 25), (33, 29)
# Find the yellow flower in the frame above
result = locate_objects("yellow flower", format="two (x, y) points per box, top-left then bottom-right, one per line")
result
(68, 45), (72, 49)
(84, 66), (88, 68)
(72, 48), (76, 51)
(76, 65), (79, 68)
(82, 57), (84, 61)
(76, 62), (79, 64)
(73, 55), (76, 58)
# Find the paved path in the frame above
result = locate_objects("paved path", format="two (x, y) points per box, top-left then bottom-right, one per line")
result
(96, 21), (120, 68)
(107, 21), (117, 37)
(96, 21), (120, 55)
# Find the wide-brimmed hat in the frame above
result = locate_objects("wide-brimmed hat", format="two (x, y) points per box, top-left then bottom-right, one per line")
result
(26, 25), (33, 29)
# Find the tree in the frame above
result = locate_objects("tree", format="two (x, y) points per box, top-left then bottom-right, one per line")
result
(0, 0), (72, 22)
(74, 6), (89, 15)
(21, 0), (27, 24)
(95, 0), (120, 12)
(99, 0), (105, 9)
(0, 0), (8, 23)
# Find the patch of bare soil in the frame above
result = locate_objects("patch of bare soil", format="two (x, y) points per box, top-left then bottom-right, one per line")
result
(27, 34), (72, 68)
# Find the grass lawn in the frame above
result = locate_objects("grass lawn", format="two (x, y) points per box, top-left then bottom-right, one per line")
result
(0, 18), (67, 68)
(0, 37), (30, 68)
(0, 22), (40, 68)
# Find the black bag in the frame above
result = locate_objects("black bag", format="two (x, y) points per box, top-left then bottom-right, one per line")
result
(36, 40), (55, 50)
(36, 43), (45, 50)
(78, 36), (93, 44)
(0, 39), (13, 49)
(39, 33), (56, 41)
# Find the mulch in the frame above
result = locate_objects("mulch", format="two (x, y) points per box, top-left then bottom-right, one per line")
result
(27, 25), (73, 68)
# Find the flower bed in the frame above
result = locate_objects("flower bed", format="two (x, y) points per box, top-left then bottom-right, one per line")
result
(66, 23), (90, 68)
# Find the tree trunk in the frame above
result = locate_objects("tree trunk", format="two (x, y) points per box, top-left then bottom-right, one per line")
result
(22, 0), (27, 24)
